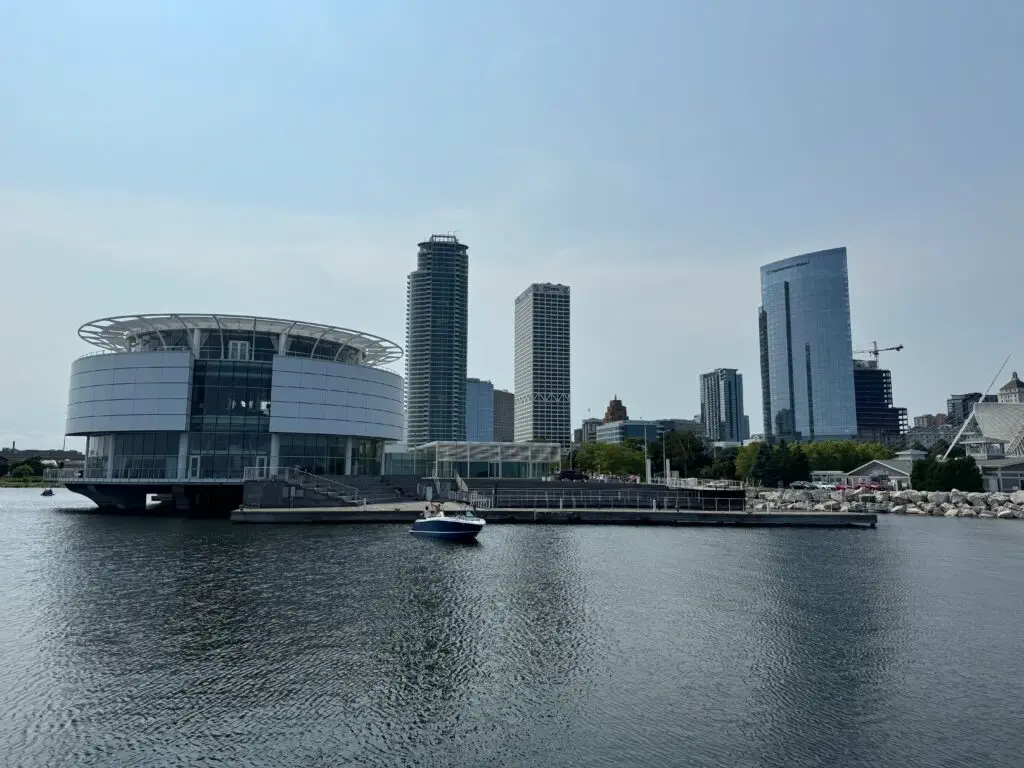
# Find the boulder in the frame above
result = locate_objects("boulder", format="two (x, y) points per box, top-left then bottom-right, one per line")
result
(979, 512), (995, 518)
(889, 504), (907, 515)
(943, 508), (959, 517)
(812, 503), (827, 512)
(906, 506), (926, 515)
(988, 493), (1008, 509)
(967, 492), (989, 507)
(829, 491), (845, 502)
(959, 508), (978, 518)
(920, 503), (936, 515)
(1011, 490), (1024, 506)
(996, 508), (1019, 519)
(823, 500), (843, 512)
(928, 491), (950, 505)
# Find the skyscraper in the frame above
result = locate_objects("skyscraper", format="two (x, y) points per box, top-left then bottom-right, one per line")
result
(853, 359), (907, 445)
(492, 389), (514, 442)
(700, 368), (748, 442)
(465, 378), (495, 442)
(759, 248), (856, 441)
(514, 283), (571, 445)
(405, 234), (468, 447)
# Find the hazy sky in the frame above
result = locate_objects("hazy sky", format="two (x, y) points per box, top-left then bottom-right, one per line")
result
(2, 0), (1022, 450)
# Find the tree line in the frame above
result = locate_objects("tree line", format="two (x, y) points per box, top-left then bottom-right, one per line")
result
(570, 432), (896, 484)
(0, 455), (45, 478)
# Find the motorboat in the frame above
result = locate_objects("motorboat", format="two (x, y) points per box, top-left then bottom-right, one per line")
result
(410, 503), (486, 541)
(41, 488), (54, 497)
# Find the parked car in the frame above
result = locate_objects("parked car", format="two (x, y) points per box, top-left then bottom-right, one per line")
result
(789, 481), (814, 489)
(557, 468), (587, 482)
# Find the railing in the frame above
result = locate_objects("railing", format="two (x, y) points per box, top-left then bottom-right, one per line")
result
(243, 466), (361, 501)
(663, 477), (746, 491)
(446, 489), (493, 509)
(485, 489), (747, 512)
(43, 467), (245, 484)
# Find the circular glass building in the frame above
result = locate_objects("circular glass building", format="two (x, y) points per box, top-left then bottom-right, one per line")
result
(63, 314), (404, 512)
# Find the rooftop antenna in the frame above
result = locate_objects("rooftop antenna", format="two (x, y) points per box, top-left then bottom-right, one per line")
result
(943, 353), (1012, 460)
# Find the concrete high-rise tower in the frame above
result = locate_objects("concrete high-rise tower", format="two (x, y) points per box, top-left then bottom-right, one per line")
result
(405, 234), (468, 447)
(700, 368), (748, 442)
(514, 283), (571, 446)
(759, 247), (856, 441)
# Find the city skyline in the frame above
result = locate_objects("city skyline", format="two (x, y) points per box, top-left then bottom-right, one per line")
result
(2, 2), (1023, 449)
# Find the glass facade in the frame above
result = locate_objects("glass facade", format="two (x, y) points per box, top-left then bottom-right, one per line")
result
(759, 248), (856, 441)
(277, 435), (383, 477)
(187, 360), (272, 479)
(85, 432), (180, 479)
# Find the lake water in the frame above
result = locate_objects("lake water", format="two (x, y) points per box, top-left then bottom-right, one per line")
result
(1, 487), (1021, 767)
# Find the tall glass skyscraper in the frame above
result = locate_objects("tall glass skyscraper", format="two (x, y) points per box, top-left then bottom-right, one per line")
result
(700, 368), (748, 442)
(759, 248), (856, 441)
(405, 235), (468, 447)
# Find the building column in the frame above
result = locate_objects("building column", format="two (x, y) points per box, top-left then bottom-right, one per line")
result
(344, 436), (353, 475)
(270, 433), (280, 473)
(177, 432), (188, 480)
(106, 437), (115, 480)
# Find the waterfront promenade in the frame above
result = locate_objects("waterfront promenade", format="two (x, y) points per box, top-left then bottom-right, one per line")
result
(231, 501), (876, 527)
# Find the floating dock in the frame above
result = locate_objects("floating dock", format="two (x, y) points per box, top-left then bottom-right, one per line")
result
(231, 503), (876, 528)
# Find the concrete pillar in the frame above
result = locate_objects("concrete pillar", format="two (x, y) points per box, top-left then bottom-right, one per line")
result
(278, 332), (288, 356)
(270, 433), (280, 473)
(177, 432), (188, 480)
(106, 437), (115, 480)
(344, 436), (353, 475)
(191, 328), (201, 354)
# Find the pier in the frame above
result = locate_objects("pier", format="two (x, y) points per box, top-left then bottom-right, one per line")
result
(231, 502), (876, 528)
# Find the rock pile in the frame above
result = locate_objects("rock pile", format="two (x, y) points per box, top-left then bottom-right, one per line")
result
(746, 487), (1024, 519)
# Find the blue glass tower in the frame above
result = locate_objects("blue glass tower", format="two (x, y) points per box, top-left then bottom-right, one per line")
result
(759, 248), (856, 441)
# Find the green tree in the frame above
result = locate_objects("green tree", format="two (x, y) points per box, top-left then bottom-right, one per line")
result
(11, 464), (34, 478)
(734, 443), (760, 481)
(703, 446), (738, 480)
(778, 443), (811, 485)
(911, 456), (983, 492)
(0, 456), (8, 478)
(749, 442), (781, 487)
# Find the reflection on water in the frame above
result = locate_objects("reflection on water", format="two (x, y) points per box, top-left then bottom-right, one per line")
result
(1, 488), (1022, 768)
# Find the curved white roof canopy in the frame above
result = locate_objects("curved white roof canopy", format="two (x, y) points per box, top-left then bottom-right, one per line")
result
(78, 314), (403, 367)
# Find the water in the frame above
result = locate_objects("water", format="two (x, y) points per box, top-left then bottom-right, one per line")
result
(1, 488), (1022, 768)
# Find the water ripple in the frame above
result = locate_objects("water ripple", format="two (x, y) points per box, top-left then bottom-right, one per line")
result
(0, 488), (1022, 767)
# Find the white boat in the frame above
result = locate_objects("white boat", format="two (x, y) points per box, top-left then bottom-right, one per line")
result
(409, 503), (486, 540)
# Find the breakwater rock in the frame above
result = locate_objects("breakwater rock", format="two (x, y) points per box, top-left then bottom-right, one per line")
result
(745, 487), (1024, 518)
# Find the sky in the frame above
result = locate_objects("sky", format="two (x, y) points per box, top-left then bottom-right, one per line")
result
(1, 0), (1023, 450)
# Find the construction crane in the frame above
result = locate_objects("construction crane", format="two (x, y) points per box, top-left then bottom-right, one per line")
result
(853, 341), (904, 361)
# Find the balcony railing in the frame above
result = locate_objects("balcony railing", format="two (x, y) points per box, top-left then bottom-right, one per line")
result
(662, 477), (745, 491)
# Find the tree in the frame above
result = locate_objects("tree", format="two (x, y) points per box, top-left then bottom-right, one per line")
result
(0, 456), (8, 478)
(734, 443), (760, 481)
(911, 455), (983, 492)
(749, 441), (781, 487)
(780, 444), (811, 485)
(574, 442), (645, 476)
(704, 447), (738, 480)
(11, 464), (34, 478)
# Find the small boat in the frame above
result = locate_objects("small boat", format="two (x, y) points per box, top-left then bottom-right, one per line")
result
(410, 503), (486, 541)
(41, 488), (54, 497)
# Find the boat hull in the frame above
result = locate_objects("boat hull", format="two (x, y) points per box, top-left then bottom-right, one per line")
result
(409, 518), (484, 540)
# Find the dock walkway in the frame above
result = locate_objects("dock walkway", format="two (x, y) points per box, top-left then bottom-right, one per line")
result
(231, 503), (876, 528)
